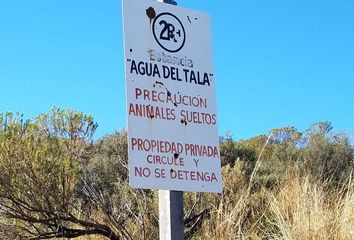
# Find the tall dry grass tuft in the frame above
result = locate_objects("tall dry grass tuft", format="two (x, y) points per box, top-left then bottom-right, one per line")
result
(199, 167), (354, 239)
(197, 134), (274, 240)
(198, 160), (261, 239)
(268, 172), (354, 240)
(335, 177), (354, 239)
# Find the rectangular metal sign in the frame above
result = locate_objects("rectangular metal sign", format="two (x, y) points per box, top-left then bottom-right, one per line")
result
(122, 0), (222, 192)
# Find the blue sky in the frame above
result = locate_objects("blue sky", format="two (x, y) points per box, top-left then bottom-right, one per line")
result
(0, 0), (353, 140)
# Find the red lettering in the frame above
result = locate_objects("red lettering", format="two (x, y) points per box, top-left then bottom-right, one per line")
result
(143, 89), (150, 101)
(154, 168), (166, 178)
(134, 167), (151, 177)
(135, 88), (142, 99)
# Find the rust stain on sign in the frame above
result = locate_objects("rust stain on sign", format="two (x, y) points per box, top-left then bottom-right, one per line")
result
(146, 7), (156, 24)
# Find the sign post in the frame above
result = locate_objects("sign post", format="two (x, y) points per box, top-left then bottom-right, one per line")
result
(155, 2), (184, 239)
(122, 0), (222, 238)
(159, 190), (183, 240)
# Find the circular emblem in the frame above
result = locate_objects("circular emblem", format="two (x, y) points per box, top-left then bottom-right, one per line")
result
(152, 12), (186, 53)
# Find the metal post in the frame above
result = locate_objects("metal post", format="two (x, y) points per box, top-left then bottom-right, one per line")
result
(159, 190), (184, 240)
(155, 0), (183, 237)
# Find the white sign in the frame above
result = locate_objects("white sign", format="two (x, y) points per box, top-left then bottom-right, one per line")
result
(122, 0), (222, 193)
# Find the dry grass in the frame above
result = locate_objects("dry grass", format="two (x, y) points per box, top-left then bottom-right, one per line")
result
(73, 171), (354, 240)
(269, 175), (334, 239)
(4, 169), (354, 240)
(336, 181), (354, 239)
(195, 160), (262, 239)
(195, 166), (354, 240)
(267, 173), (354, 240)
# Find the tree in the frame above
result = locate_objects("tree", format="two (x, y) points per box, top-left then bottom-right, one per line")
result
(301, 122), (354, 183)
(79, 130), (159, 240)
(219, 131), (257, 167)
(0, 108), (123, 239)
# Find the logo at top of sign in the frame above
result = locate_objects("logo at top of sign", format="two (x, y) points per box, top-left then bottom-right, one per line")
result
(153, 12), (186, 53)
